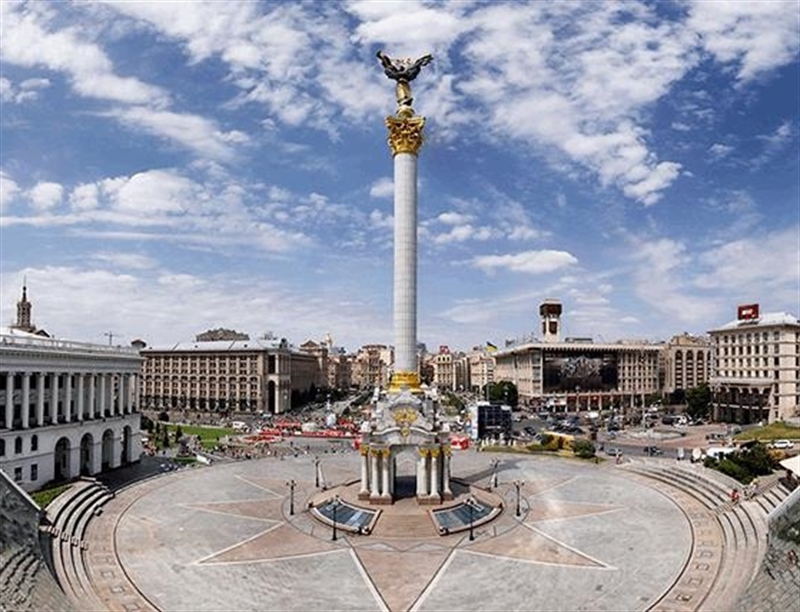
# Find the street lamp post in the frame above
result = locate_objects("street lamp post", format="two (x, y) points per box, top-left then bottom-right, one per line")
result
(313, 455), (320, 488)
(467, 498), (475, 541)
(489, 458), (499, 490)
(513, 480), (525, 517)
(331, 495), (341, 541)
(286, 479), (296, 516)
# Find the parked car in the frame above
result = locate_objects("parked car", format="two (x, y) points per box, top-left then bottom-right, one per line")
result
(770, 439), (795, 450)
(643, 446), (663, 456)
(605, 446), (622, 456)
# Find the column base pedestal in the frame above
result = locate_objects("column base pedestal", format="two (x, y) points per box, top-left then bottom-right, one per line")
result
(369, 494), (394, 506)
(417, 495), (442, 506)
(441, 490), (454, 501)
(358, 490), (371, 501)
(388, 371), (421, 394)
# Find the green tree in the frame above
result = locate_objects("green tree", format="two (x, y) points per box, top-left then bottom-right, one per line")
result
(685, 383), (711, 420)
(486, 381), (519, 407)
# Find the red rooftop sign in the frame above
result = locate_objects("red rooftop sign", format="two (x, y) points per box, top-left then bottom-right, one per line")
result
(737, 304), (760, 320)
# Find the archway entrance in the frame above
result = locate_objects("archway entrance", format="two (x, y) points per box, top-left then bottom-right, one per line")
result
(102, 429), (114, 470)
(54, 437), (70, 481)
(80, 433), (94, 476)
(121, 425), (132, 465)
(392, 446), (420, 500)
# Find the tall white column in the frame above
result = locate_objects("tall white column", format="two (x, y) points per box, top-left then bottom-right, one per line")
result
(99, 374), (107, 418)
(386, 114), (425, 393)
(442, 448), (453, 498)
(393, 152), (418, 376)
(63, 373), (72, 423)
(87, 374), (96, 419)
(76, 374), (85, 422)
(4, 372), (14, 429)
(117, 375), (125, 415)
(21, 373), (30, 429)
(49, 373), (58, 424)
(36, 373), (45, 427)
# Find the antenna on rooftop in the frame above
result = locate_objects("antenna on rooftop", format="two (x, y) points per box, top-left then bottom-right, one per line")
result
(103, 332), (122, 346)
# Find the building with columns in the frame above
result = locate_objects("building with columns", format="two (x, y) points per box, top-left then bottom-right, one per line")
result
(0, 326), (143, 492)
(662, 333), (712, 401)
(708, 307), (800, 424)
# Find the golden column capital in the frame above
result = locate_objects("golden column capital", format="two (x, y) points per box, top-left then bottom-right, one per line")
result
(386, 115), (425, 156)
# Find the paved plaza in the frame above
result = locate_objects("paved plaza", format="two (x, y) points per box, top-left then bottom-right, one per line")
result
(93, 450), (704, 612)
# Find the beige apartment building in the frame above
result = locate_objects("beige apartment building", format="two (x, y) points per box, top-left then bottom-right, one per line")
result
(662, 333), (712, 399)
(708, 309), (800, 424)
(139, 336), (320, 415)
(352, 344), (393, 389)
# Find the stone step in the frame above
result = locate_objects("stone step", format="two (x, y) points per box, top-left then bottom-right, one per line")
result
(370, 512), (437, 538)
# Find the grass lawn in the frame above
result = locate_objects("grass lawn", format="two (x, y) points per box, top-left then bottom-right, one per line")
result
(734, 421), (800, 442)
(31, 483), (71, 509)
(165, 423), (236, 450)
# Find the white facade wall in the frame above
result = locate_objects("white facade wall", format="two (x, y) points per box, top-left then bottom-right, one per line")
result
(0, 330), (142, 491)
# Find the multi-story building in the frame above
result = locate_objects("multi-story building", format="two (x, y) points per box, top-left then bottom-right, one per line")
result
(429, 346), (458, 390)
(662, 333), (712, 400)
(466, 348), (495, 394)
(352, 344), (392, 389)
(1, 288), (142, 491)
(494, 301), (661, 412)
(708, 305), (800, 424)
(139, 336), (320, 415)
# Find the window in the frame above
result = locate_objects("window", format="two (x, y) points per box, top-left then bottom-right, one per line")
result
(30, 464), (38, 481)
(14, 467), (22, 482)
(31, 434), (38, 452)
(0, 439), (4, 456)
(14, 436), (22, 454)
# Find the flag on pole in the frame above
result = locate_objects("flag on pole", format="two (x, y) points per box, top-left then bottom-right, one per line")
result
(486, 341), (498, 352)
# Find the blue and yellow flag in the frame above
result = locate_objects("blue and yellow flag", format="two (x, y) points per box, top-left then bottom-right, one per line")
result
(486, 341), (497, 352)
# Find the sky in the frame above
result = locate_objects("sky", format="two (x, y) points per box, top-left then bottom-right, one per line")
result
(1, 0), (799, 354)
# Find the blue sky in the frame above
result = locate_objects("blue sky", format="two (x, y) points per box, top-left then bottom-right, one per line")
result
(1, 0), (798, 353)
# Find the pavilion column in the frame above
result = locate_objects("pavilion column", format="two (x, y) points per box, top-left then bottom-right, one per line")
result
(359, 448), (370, 496)
(87, 374), (96, 419)
(129, 373), (138, 413)
(36, 373), (45, 427)
(416, 449), (428, 497)
(63, 373), (72, 423)
(429, 448), (440, 499)
(76, 374), (85, 422)
(20, 373), (31, 429)
(49, 373), (59, 424)
(389, 455), (396, 496)
(4, 372), (15, 429)
(381, 449), (391, 498)
(106, 374), (114, 416)
(370, 449), (380, 499)
(442, 447), (453, 499)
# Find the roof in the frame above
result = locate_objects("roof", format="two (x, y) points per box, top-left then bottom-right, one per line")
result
(142, 338), (293, 353)
(709, 312), (799, 332)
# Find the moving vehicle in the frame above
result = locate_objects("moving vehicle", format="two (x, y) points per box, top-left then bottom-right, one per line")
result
(770, 439), (795, 450)
(643, 446), (663, 456)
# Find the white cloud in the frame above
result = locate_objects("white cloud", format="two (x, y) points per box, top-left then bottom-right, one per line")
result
(472, 250), (578, 275)
(28, 182), (63, 211)
(709, 143), (734, 159)
(688, 0), (800, 82)
(437, 211), (473, 225)
(0, 3), (168, 106)
(69, 183), (99, 212)
(92, 252), (158, 270)
(369, 177), (394, 199)
(0, 171), (21, 212)
(0, 75), (51, 103)
(106, 107), (247, 161)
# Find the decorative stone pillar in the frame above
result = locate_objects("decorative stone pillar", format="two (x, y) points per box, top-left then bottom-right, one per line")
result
(98, 374), (107, 418)
(21, 373), (30, 429)
(381, 449), (391, 499)
(442, 445), (453, 501)
(49, 373), (59, 424)
(416, 448), (428, 498)
(4, 371), (15, 429)
(76, 373), (85, 422)
(359, 447), (370, 499)
(63, 373), (72, 423)
(36, 373), (45, 427)
(429, 447), (440, 501)
(370, 448), (381, 500)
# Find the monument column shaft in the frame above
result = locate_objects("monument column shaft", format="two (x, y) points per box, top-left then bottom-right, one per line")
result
(393, 152), (418, 375)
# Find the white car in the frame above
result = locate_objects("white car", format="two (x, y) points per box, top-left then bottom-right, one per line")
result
(770, 439), (795, 450)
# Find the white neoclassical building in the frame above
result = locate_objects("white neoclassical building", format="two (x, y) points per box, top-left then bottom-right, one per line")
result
(0, 326), (143, 491)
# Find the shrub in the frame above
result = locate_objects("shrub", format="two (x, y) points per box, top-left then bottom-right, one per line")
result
(573, 439), (596, 459)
